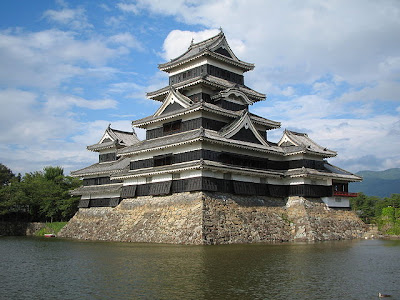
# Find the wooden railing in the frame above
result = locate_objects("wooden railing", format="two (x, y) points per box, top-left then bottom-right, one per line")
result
(333, 191), (358, 197)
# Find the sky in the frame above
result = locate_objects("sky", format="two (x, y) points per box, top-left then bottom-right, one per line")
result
(0, 0), (399, 175)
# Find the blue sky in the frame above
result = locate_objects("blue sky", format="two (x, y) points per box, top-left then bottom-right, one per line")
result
(0, 0), (399, 175)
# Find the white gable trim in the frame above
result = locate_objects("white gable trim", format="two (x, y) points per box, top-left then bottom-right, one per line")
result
(153, 88), (193, 117)
(216, 88), (253, 105)
(221, 111), (269, 146)
(278, 131), (298, 147)
(99, 131), (115, 144)
(210, 35), (240, 62)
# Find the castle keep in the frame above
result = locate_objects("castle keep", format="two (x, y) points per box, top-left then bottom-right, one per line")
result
(60, 31), (365, 244)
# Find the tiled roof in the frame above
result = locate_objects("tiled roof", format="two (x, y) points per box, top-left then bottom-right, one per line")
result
(70, 157), (131, 177)
(70, 184), (123, 196)
(87, 126), (140, 151)
(285, 163), (362, 182)
(114, 159), (284, 180)
(132, 99), (279, 129)
(146, 75), (265, 102)
(158, 31), (254, 72)
(119, 127), (285, 157)
(279, 130), (337, 157)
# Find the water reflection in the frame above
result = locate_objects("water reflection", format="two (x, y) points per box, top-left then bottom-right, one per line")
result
(1, 237), (399, 300)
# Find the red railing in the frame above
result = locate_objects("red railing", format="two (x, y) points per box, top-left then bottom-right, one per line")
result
(333, 191), (358, 197)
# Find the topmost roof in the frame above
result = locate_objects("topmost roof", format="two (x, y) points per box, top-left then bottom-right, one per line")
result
(158, 30), (255, 72)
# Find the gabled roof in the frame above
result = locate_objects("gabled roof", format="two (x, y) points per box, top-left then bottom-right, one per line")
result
(147, 75), (265, 102)
(285, 163), (362, 182)
(70, 157), (131, 177)
(278, 130), (337, 157)
(132, 97), (280, 129)
(70, 184), (123, 196)
(87, 125), (140, 152)
(119, 127), (285, 157)
(219, 110), (270, 146)
(152, 87), (193, 117)
(158, 30), (254, 73)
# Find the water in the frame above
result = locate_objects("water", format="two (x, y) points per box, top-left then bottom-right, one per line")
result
(0, 237), (399, 300)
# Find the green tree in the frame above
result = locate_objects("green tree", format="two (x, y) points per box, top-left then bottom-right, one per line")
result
(0, 163), (15, 186)
(0, 165), (81, 222)
(350, 192), (380, 223)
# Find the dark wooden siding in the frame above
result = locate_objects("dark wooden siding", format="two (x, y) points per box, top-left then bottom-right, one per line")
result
(214, 99), (247, 111)
(123, 177), (331, 198)
(230, 127), (263, 144)
(130, 149), (326, 173)
(214, 47), (232, 58)
(188, 93), (211, 103)
(146, 117), (227, 140)
(83, 177), (122, 186)
(149, 181), (172, 196)
(169, 64), (243, 85)
(121, 185), (137, 198)
(161, 102), (184, 115)
(84, 197), (120, 208)
(99, 152), (116, 163)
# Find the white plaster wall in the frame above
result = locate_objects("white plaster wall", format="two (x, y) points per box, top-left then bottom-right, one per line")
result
(152, 174), (173, 183)
(322, 197), (350, 208)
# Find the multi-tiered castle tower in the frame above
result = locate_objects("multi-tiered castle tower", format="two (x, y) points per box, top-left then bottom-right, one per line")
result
(64, 31), (364, 244)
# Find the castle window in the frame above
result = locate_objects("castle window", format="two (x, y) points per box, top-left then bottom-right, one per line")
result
(146, 177), (152, 183)
(99, 152), (116, 163)
(173, 173), (180, 179)
(163, 120), (182, 134)
(154, 154), (172, 167)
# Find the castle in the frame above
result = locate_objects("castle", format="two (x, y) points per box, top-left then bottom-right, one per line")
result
(61, 30), (365, 244)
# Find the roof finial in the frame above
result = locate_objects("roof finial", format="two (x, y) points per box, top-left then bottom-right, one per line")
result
(219, 26), (223, 34)
(191, 37), (194, 45)
(108, 123), (111, 129)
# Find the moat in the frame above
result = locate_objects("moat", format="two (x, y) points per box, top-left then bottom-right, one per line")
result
(1, 237), (399, 299)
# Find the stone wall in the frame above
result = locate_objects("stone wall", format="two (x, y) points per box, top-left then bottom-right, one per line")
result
(0, 222), (46, 236)
(58, 192), (367, 244)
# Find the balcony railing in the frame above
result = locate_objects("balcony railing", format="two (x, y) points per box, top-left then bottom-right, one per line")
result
(333, 191), (358, 197)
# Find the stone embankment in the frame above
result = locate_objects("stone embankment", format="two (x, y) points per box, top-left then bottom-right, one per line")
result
(0, 222), (46, 236)
(58, 192), (367, 244)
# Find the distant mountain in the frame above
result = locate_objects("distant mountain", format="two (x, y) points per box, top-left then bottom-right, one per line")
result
(349, 168), (400, 198)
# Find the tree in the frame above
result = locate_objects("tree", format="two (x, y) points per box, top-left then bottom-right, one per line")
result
(350, 193), (380, 223)
(0, 163), (15, 186)
(0, 165), (82, 222)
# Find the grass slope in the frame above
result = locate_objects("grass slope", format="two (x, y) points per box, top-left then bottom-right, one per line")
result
(35, 222), (67, 236)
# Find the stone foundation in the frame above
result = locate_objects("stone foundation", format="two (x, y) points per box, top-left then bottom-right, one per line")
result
(58, 192), (366, 244)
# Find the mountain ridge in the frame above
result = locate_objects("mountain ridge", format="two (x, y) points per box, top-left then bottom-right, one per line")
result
(349, 168), (400, 198)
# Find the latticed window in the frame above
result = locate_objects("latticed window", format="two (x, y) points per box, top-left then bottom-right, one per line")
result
(154, 154), (172, 167)
(163, 120), (182, 134)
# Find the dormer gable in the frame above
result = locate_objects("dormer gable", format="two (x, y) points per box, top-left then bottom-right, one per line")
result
(153, 87), (194, 117)
(278, 129), (337, 157)
(220, 110), (269, 146)
(87, 125), (140, 153)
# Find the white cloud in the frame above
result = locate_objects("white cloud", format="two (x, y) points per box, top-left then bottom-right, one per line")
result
(108, 32), (144, 51)
(117, 3), (140, 14)
(43, 7), (93, 30)
(46, 95), (118, 111)
(0, 29), (124, 89)
(162, 29), (219, 60)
